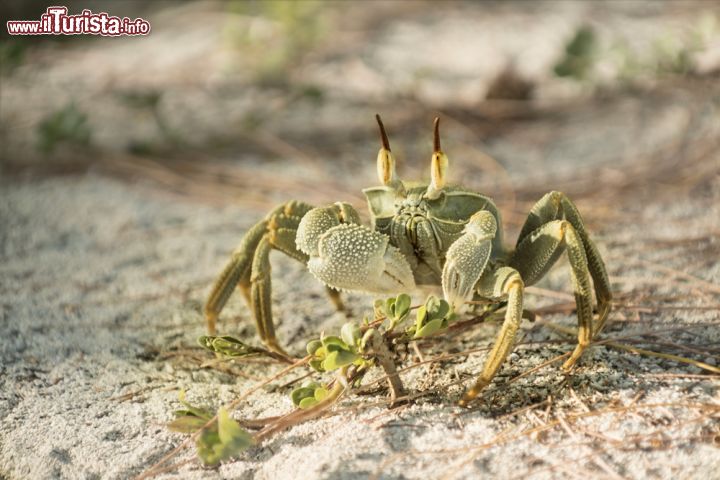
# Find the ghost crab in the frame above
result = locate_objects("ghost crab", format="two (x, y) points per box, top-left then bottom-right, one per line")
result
(204, 115), (612, 405)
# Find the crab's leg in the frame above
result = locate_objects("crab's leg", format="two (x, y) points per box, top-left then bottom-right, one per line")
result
(205, 220), (268, 336)
(460, 266), (524, 406)
(510, 219), (595, 370)
(441, 210), (497, 312)
(204, 201), (344, 354)
(249, 236), (276, 350)
(515, 191), (612, 335)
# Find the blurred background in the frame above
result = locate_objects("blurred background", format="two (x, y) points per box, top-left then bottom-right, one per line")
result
(2, 0), (719, 232)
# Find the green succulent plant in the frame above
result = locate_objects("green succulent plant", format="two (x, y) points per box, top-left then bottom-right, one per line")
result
(198, 335), (267, 357)
(167, 391), (254, 466)
(412, 296), (453, 338)
(290, 381), (330, 409)
(306, 327), (366, 372)
(379, 293), (412, 330)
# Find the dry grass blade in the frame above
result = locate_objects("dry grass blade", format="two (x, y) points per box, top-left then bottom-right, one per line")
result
(544, 322), (720, 374)
(605, 342), (720, 374)
(372, 401), (720, 479)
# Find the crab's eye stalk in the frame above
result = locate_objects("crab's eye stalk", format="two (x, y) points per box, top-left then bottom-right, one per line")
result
(428, 117), (449, 198)
(375, 114), (400, 188)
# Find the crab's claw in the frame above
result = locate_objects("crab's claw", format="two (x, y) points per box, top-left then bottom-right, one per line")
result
(297, 206), (415, 293)
(442, 210), (497, 312)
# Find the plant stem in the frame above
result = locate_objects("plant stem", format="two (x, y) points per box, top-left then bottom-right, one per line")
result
(369, 329), (406, 407)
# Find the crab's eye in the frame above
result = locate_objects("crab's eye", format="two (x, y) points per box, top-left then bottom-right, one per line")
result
(431, 151), (448, 190)
(427, 117), (449, 198)
(375, 114), (397, 186)
(377, 148), (395, 185)
(373, 115), (406, 197)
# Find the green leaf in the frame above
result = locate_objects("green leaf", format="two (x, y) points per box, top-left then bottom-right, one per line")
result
(321, 349), (358, 371)
(198, 336), (266, 357)
(167, 416), (208, 434)
(291, 382), (329, 408)
(298, 397), (319, 409)
(411, 297), (452, 337)
(309, 359), (324, 372)
(196, 429), (223, 466)
(290, 387), (316, 406)
(352, 356), (368, 367)
(321, 335), (349, 352)
(174, 407), (212, 421)
(413, 318), (448, 338)
(394, 294), (411, 321)
(306, 339), (322, 355)
(423, 296), (447, 320)
(340, 323), (361, 348)
(314, 387), (329, 402)
(430, 299), (450, 322)
(195, 408), (254, 466)
(312, 345), (328, 358)
(415, 305), (428, 328)
(217, 407), (253, 448)
(385, 297), (396, 318)
(176, 390), (213, 420)
(425, 295), (440, 311)
(172, 392), (254, 466)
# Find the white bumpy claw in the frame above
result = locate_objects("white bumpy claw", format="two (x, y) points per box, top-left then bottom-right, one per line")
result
(442, 210), (497, 312)
(298, 213), (415, 293)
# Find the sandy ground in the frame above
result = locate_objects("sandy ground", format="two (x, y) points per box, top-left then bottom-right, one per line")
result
(2, 2), (720, 479)
(1, 167), (719, 479)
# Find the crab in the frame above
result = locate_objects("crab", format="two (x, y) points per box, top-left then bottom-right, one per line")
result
(204, 115), (612, 405)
